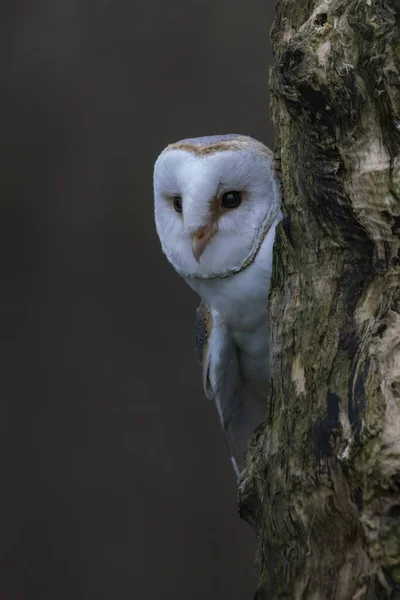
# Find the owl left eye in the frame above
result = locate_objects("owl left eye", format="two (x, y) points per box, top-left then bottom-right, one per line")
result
(221, 191), (242, 209)
(173, 196), (183, 213)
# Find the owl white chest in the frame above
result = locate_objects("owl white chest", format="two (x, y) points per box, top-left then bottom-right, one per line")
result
(186, 215), (279, 383)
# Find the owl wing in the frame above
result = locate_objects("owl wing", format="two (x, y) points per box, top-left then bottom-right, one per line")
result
(195, 302), (259, 478)
(195, 301), (214, 398)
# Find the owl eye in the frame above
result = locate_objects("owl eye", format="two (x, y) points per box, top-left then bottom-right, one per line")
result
(173, 196), (183, 213)
(221, 191), (242, 209)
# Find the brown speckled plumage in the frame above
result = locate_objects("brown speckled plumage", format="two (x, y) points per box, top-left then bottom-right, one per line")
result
(195, 301), (213, 369)
(165, 134), (273, 159)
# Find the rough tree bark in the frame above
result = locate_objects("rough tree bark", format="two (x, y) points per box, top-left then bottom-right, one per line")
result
(238, 1), (400, 598)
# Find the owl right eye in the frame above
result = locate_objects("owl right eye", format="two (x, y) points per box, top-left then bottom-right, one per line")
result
(173, 196), (183, 213)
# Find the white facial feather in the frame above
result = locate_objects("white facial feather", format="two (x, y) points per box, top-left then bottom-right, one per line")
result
(153, 134), (281, 480)
(154, 136), (280, 279)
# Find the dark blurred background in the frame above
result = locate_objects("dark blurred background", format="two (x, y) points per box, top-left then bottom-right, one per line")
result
(1, 2), (275, 599)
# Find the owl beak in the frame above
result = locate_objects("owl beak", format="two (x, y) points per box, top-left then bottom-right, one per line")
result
(191, 225), (215, 262)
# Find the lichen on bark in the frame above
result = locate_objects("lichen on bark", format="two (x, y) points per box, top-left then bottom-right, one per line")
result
(239, 1), (400, 598)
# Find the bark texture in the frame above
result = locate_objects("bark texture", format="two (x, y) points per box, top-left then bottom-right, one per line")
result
(239, 1), (400, 598)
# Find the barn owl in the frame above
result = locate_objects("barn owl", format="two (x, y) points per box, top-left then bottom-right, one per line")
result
(153, 134), (281, 480)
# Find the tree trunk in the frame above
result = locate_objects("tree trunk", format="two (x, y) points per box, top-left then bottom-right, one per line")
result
(238, 1), (400, 598)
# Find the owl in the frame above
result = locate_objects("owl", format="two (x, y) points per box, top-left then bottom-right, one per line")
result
(153, 134), (281, 480)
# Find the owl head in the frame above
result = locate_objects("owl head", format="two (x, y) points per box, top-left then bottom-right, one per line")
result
(153, 134), (280, 280)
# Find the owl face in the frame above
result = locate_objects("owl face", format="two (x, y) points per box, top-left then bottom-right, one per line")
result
(153, 135), (279, 279)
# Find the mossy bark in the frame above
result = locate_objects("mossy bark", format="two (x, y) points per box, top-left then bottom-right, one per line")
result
(239, 1), (400, 598)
